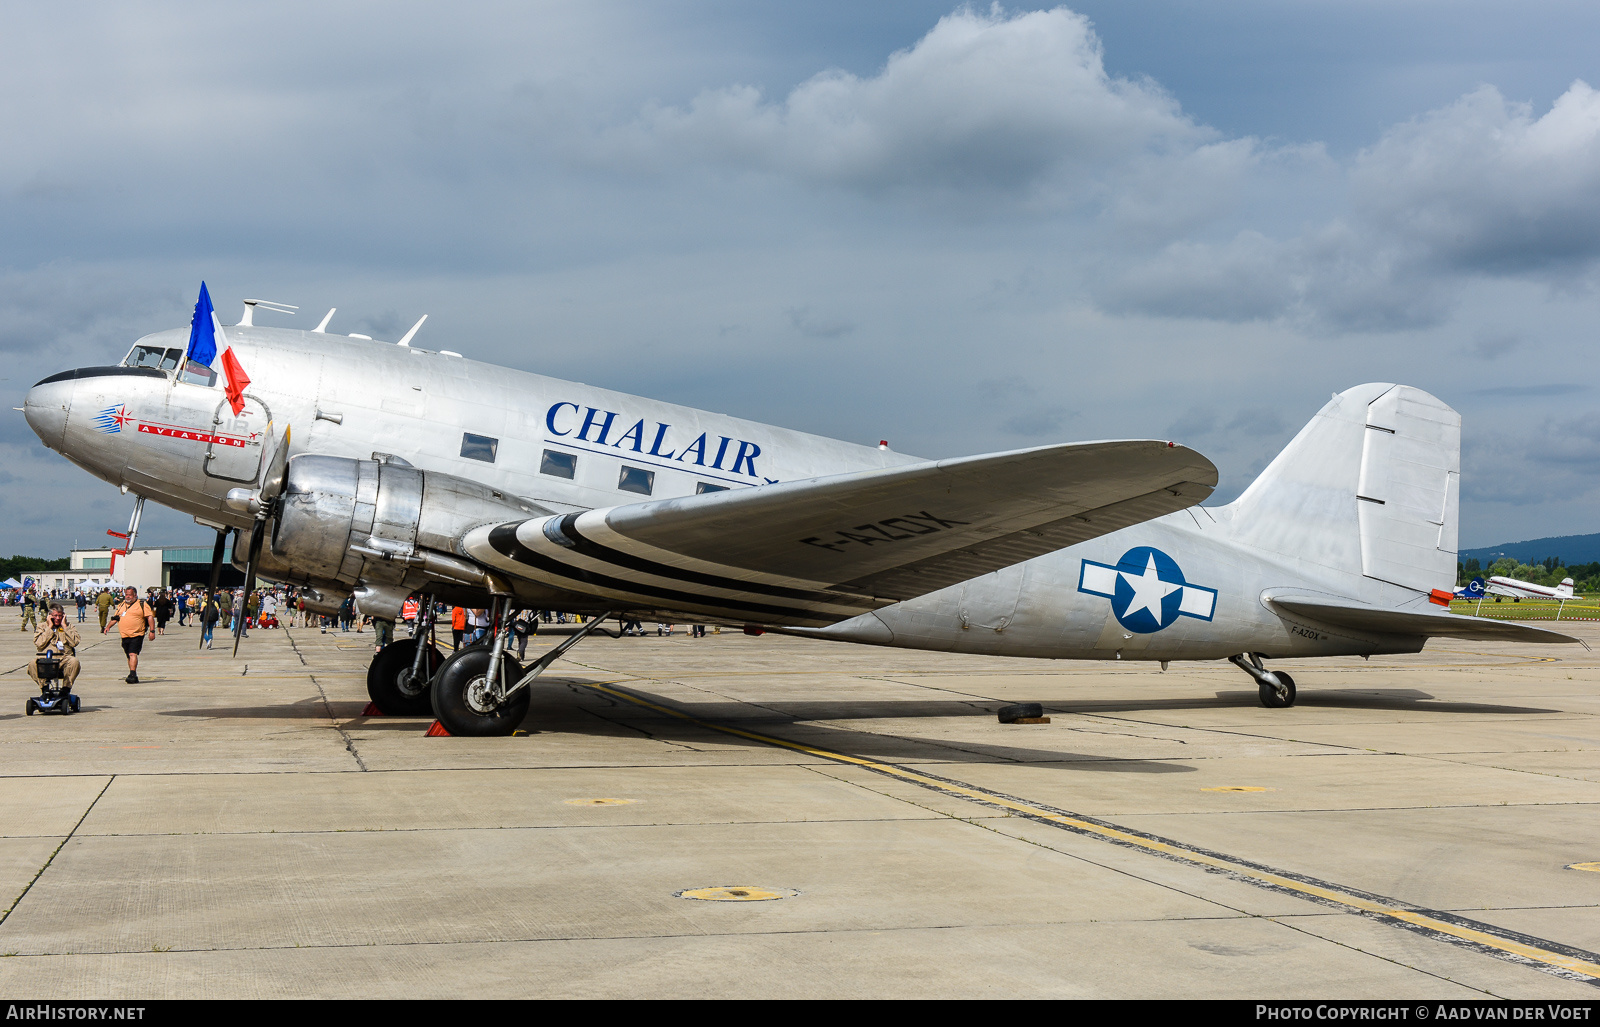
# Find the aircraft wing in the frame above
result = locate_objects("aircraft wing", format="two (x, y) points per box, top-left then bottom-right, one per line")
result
(1266, 594), (1586, 646)
(463, 440), (1216, 627)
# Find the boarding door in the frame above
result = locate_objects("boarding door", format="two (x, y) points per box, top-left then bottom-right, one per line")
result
(204, 395), (270, 483)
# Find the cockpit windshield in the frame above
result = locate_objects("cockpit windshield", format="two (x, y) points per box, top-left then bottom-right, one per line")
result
(124, 345), (182, 371)
(123, 344), (216, 385)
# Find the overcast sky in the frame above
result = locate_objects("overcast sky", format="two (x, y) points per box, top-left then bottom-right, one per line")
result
(4, 1), (1600, 555)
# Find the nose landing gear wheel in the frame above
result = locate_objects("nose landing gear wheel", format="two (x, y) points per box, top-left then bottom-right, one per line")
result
(1258, 671), (1296, 708)
(366, 637), (444, 716)
(430, 647), (530, 737)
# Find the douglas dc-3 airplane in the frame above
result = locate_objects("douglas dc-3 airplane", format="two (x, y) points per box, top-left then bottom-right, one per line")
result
(23, 287), (1582, 735)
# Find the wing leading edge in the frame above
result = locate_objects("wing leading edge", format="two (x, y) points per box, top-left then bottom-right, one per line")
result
(463, 439), (1217, 627)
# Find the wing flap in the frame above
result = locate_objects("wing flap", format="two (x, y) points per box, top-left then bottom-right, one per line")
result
(1267, 594), (1585, 645)
(465, 439), (1216, 625)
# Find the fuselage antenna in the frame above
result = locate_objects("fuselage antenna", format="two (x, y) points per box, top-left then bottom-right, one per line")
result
(396, 315), (428, 347)
(240, 299), (299, 327)
(313, 308), (336, 333)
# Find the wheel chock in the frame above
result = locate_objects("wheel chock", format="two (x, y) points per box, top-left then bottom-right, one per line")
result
(424, 720), (452, 737)
(997, 702), (1047, 724)
(361, 702), (383, 716)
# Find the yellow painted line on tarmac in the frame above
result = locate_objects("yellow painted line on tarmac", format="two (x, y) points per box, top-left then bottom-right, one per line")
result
(1568, 862), (1600, 873)
(585, 679), (1600, 986)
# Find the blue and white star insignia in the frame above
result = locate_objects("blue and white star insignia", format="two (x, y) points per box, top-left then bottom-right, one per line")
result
(1078, 546), (1216, 634)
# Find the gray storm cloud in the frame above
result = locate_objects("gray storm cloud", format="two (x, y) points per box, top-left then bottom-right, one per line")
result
(1100, 80), (1600, 331)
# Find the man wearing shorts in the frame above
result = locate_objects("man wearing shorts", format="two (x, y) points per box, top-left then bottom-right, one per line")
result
(108, 586), (156, 683)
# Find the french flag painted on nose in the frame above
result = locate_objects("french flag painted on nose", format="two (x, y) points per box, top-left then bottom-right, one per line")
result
(184, 282), (251, 416)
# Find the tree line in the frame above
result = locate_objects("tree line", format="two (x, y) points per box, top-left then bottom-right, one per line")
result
(0, 555), (70, 580)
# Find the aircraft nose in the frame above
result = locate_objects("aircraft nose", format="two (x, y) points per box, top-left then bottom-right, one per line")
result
(24, 374), (73, 450)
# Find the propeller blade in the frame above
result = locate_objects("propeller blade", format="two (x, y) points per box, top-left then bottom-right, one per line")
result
(232, 518), (266, 658)
(200, 527), (229, 650)
(260, 425), (291, 503)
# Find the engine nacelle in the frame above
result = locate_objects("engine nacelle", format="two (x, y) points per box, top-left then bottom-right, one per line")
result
(260, 455), (553, 617)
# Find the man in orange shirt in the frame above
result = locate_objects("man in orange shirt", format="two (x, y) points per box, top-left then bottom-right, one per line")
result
(107, 586), (157, 683)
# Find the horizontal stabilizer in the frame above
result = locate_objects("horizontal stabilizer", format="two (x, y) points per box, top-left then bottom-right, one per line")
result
(465, 440), (1216, 626)
(1267, 593), (1586, 646)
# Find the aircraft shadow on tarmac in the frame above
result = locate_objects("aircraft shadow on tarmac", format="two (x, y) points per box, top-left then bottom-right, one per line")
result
(1212, 688), (1558, 715)
(148, 681), (1556, 769)
(155, 686), (1198, 772)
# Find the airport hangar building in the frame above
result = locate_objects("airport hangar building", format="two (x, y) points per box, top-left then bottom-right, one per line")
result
(33, 543), (249, 594)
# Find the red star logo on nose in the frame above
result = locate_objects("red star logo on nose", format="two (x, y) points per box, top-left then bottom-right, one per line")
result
(109, 406), (134, 429)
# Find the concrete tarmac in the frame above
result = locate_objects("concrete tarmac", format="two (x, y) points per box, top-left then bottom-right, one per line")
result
(1, 612), (1599, 999)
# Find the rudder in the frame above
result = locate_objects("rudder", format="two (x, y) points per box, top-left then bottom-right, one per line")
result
(1228, 384), (1460, 593)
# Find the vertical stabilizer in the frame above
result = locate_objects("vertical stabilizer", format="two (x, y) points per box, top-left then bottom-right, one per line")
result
(1229, 384), (1460, 593)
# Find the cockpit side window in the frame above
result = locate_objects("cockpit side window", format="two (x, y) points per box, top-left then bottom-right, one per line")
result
(181, 360), (217, 386)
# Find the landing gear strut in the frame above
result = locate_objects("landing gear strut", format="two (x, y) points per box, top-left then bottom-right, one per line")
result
(1229, 653), (1297, 708)
(365, 594), (443, 715)
(431, 603), (614, 737)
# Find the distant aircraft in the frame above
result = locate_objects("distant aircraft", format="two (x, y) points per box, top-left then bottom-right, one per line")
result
(1485, 574), (1576, 602)
(22, 286), (1583, 736)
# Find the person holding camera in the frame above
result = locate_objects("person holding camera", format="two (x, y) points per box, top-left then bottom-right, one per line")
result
(29, 602), (81, 692)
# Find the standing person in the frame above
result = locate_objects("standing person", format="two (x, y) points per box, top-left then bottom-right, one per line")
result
(450, 606), (466, 649)
(176, 591), (188, 627)
(199, 592), (220, 649)
(372, 616), (393, 652)
(28, 603), (81, 695)
(152, 590), (173, 636)
(468, 608), (489, 644)
(261, 592), (277, 628)
(75, 591), (88, 623)
(220, 591), (233, 631)
(512, 610), (536, 661)
(108, 586), (157, 683)
(95, 588), (114, 633)
(20, 591), (37, 633)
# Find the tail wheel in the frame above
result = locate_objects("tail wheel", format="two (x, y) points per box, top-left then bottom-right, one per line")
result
(431, 647), (530, 737)
(366, 638), (444, 716)
(1258, 671), (1297, 709)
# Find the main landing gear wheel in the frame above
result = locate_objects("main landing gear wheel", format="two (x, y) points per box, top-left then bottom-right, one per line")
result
(1258, 671), (1296, 709)
(431, 647), (530, 737)
(366, 638), (444, 716)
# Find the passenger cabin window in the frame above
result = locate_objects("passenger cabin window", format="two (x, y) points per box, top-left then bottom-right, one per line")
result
(125, 345), (183, 372)
(539, 450), (577, 479)
(460, 433), (499, 463)
(618, 466), (654, 496)
(696, 482), (729, 494)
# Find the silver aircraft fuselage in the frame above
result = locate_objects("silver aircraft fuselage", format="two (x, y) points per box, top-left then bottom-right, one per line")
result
(26, 326), (1458, 663)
